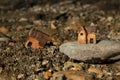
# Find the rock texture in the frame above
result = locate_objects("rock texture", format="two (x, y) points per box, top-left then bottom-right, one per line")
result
(59, 40), (120, 63)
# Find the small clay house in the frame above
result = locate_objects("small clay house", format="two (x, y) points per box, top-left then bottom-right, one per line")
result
(25, 29), (51, 49)
(78, 26), (96, 44)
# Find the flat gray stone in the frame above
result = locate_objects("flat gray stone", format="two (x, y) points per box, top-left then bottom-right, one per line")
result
(59, 40), (120, 63)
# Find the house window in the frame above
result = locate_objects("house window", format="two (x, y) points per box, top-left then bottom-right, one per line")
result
(27, 42), (32, 47)
(80, 33), (83, 35)
(90, 38), (93, 43)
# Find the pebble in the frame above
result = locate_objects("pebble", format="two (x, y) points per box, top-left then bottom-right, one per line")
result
(107, 16), (113, 22)
(30, 6), (42, 13)
(19, 18), (28, 22)
(55, 74), (66, 80)
(17, 74), (24, 79)
(16, 26), (23, 31)
(0, 67), (2, 73)
(63, 61), (83, 71)
(25, 25), (34, 29)
(43, 70), (52, 79)
(106, 76), (113, 80)
(0, 27), (8, 34)
(88, 67), (102, 74)
(42, 60), (49, 66)
(52, 70), (93, 80)
(0, 37), (10, 42)
(33, 20), (43, 26)
(59, 40), (120, 63)
(50, 21), (57, 30)
(115, 72), (120, 76)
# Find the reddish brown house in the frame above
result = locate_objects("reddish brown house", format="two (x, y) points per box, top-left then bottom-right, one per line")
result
(78, 26), (97, 44)
(25, 29), (51, 49)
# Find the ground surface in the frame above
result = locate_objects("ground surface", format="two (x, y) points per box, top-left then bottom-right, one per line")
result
(0, 0), (120, 80)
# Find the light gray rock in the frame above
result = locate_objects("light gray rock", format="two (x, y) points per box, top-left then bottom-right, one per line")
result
(59, 40), (120, 63)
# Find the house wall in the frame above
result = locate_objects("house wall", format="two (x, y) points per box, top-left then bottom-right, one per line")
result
(78, 30), (87, 44)
(25, 37), (42, 48)
(87, 33), (96, 44)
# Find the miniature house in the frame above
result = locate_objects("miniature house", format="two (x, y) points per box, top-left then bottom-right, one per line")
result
(78, 26), (96, 44)
(25, 29), (51, 49)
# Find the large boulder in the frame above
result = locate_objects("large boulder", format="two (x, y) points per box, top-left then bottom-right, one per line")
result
(59, 40), (120, 63)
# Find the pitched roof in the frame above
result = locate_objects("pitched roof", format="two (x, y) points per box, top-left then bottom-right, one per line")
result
(84, 26), (97, 33)
(29, 29), (51, 46)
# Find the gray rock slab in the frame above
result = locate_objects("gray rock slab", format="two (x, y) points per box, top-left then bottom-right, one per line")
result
(59, 40), (120, 63)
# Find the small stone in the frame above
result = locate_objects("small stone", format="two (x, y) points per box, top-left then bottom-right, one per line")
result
(106, 76), (113, 80)
(0, 67), (2, 73)
(107, 16), (113, 22)
(50, 21), (57, 30)
(17, 74), (24, 79)
(33, 20), (43, 26)
(30, 5), (42, 13)
(0, 37), (10, 42)
(55, 74), (66, 80)
(83, 4), (90, 9)
(16, 26), (23, 31)
(8, 42), (15, 46)
(63, 61), (83, 71)
(42, 60), (49, 66)
(115, 72), (120, 76)
(19, 18), (28, 22)
(0, 27), (8, 34)
(25, 25), (34, 29)
(59, 40), (120, 63)
(88, 67), (102, 74)
(52, 70), (93, 80)
(43, 70), (52, 79)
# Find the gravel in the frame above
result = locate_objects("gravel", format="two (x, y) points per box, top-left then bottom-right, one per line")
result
(0, 0), (120, 79)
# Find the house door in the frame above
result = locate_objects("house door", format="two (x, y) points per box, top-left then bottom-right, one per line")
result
(90, 38), (93, 43)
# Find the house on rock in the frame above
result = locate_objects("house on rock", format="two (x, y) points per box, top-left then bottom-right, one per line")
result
(78, 26), (97, 44)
